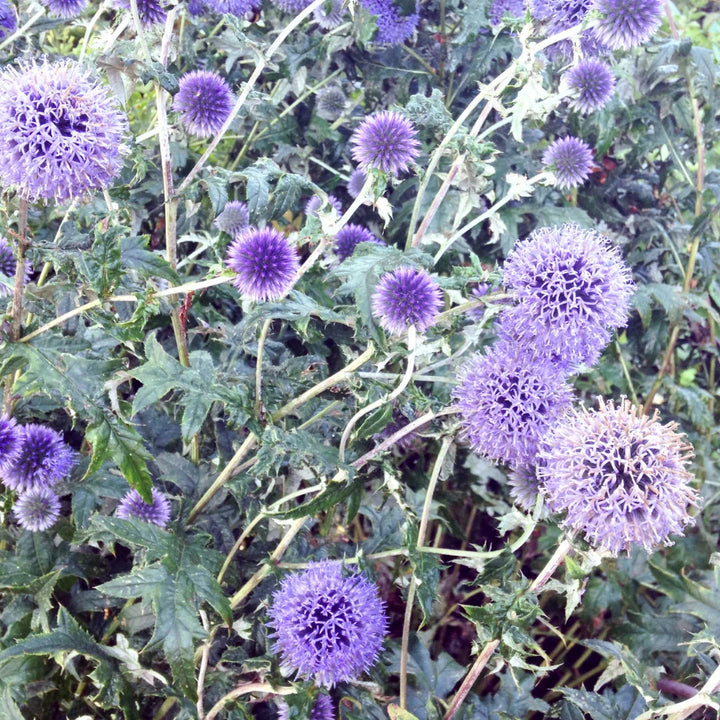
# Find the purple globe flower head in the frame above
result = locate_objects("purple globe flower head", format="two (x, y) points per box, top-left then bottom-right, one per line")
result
(116, 487), (171, 527)
(276, 696), (335, 720)
(592, 0), (662, 50)
(372, 266), (443, 335)
(42, 0), (87, 18)
(508, 465), (542, 513)
(499, 224), (635, 367)
(360, 0), (419, 43)
(2, 424), (74, 492)
(314, 0), (345, 28)
(316, 86), (347, 120)
(0, 415), (21, 471)
(564, 59), (616, 114)
(334, 224), (384, 262)
(538, 398), (699, 556)
(267, 561), (388, 687)
(347, 168), (368, 198)
(214, 201), (250, 239)
(350, 111), (420, 176)
(14, 487), (61, 532)
(0, 60), (128, 204)
(0, 236), (31, 298)
(173, 71), (234, 138)
(530, 0), (607, 59)
(453, 342), (574, 468)
(225, 227), (300, 302)
(305, 194), (342, 218)
(114, 0), (167, 24)
(0, 0), (17, 38)
(489, 0), (525, 25)
(543, 136), (594, 189)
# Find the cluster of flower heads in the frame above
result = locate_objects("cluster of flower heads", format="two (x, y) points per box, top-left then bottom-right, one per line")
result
(173, 70), (234, 138)
(116, 487), (172, 527)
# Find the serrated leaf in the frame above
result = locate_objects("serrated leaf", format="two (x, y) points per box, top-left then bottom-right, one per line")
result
(355, 403), (393, 440)
(74, 224), (123, 297)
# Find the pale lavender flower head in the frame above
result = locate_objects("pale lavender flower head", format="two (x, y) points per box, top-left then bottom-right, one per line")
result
(316, 86), (347, 120)
(305, 194), (342, 218)
(14, 487), (61, 532)
(0, 236), (31, 298)
(592, 0), (662, 50)
(489, 0), (525, 24)
(114, 0), (167, 24)
(334, 224), (384, 262)
(0, 60), (127, 204)
(225, 227), (300, 301)
(267, 561), (387, 687)
(347, 168), (367, 198)
(372, 266), (443, 335)
(360, 0), (419, 43)
(499, 224), (635, 367)
(42, 0), (87, 17)
(2, 424), (74, 492)
(314, 0), (345, 28)
(543, 136), (594, 189)
(538, 398), (699, 556)
(0, 0), (17, 37)
(0, 415), (21, 470)
(214, 201), (250, 239)
(173, 71), (234, 138)
(564, 60), (616, 114)
(453, 343), (573, 468)
(351, 111), (420, 175)
(508, 465), (542, 513)
(116, 487), (171, 527)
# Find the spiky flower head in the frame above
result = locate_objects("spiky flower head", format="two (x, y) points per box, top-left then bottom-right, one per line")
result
(453, 343), (574, 468)
(538, 398), (698, 556)
(316, 85), (347, 120)
(372, 266), (443, 335)
(225, 227), (300, 302)
(116, 487), (171, 527)
(592, 0), (662, 50)
(267, 561), (387, 687)
(173, 71), (234, 138)
(114, 0), (167, 24)
(351, 111), (420, 175)
(360, 0), (419, 43)
(0, 236), (31, 298)
(0, 415), (21, 470)
(564, 60), (616, 114)
(499, 224), (635, 367)
(314, 0), (345, 28)
(508, 465), (542, 513)
(543, 136), (594, 189)
(489, 0), (525, 25)
(14, 487), (61, 532)
(530, 0), (607, 58)
(347, 168), (368, 198)
(214, 201), (250, 239)
(42, 0), (87, 18)
(334, 224), (384, 262)
(0, 60), (127, 204)
(2, 424), (74, 492)
(0, 0), (17, 37)
(305, 194), (342, 218)
(276, 695), (335, 720)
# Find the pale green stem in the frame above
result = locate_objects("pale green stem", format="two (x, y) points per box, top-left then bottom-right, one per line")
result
(203, 683), (296, 720)
(79, 3), (107, 61)
(255, 319), (272, 420)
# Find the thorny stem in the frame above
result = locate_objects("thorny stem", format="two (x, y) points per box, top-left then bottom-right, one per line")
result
(255, 319), (273, 420)
(203, 682), (296, 720)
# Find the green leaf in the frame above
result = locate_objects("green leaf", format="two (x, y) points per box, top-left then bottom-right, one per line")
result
(387, 705), (421, 720)
(0, 688), (25, 720)
(74, 224), (123, 297)
(272, 173), (314, 218)
(354, 403), (393, 441)
(120, 235), (180, 284)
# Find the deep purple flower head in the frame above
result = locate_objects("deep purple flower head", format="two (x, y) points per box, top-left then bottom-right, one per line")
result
(305, 194), (342, 218)
(14, 487), (61, 532)
(42, 0), (87, 17)
(592, 0), (662, 50)
(543, 136), (594, 189)
(225, 227), (300, 302)
(372, 266), (443, 335)
(316, 86), (347, 120)
(114, 0), (167, 24)
(116, 487), (171, 527)
(453, 343), (574, 468)
(214, 201), (250, 239)
(508, 465), (542, 512)
(173, 71), (234, 138)
(360, 0), (419, 43)
(0, 415), (21, 470)
(538, 398), (699, 556)
(0, 236), (31, 298)
(351, 111), (420, 175)
(347, 168), (367, 198)
(0, 0), (17, 38)
(489, 0), (525, 24)
(267, 561), (387, 687)
(2, 424), (74, 492)
(499, 224), (635, 367)
(314, 0), (345, 28)
(334, 224), (384, 262)
(564, 60), (616, 114)
(0, 60), (127, 204)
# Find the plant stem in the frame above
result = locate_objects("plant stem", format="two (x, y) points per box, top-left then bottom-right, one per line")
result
(0, 9), (44, 52)
(203, 682), (296, 720)
(255, 318), (272, 420)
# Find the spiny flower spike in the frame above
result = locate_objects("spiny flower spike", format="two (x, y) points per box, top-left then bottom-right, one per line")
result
(592, 0), (662, 50)
(173, 70), (234, 138)
(116, 488), (172, 527)
(564, 60), (616, 114)
(14, 487), (61, 532)
(538, 398), (699, 556)
(542, 136), (594, 189)
(350, 111), (420, 175)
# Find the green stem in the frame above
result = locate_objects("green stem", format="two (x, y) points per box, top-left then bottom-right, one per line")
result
(255, 319), (273, 421)
(615, 339), (639, 405)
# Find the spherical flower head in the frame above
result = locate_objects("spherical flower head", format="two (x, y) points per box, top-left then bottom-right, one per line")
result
(347, 168), (367, 198)
(372, 266), (443, 335)
(14, 487), (61, 532)
(0, 236), (32, 298)
(2, 424), (74, 492)
(42, 0), (87, 18)
(305, 194), (342, 218)
(316, 86), (347, 120)
(564, 60), (616, 114)
(114, 0), (167, 24)
(499, 224), (635, 367)
(360, 0), (419, 43)
(543, 136), (594, 189)
(173, 71), (234, 138)
(592, 0), (662, 50)
(0, 0), (17, 38)
(116, 487), (171, 527)
(214, 201), (250, 239)
(508, 465), (542, 513)
(225, 227), (300, 302)
(0, 60), (128, 204)
(538, 398), (699, 556)
(334, 224), (384, 262)
(314, 0), (345, 28)
(267, 561), (388, 687)
(453, 343), (574, 468)
(0, 415), (21, 470)
(350, 111), (420, 175)
(489, 0), (525, 25)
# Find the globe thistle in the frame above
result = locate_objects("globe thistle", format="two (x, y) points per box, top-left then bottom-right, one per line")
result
(314, 0), (345, 28)
(0, 60), (128, 204)
(530, 0), (607, 59)
(453, 343), (574, 468)
(173, 71), (234, 138)
(489, 0), (525, 25)
(116, 487), (171, 527)
(114, 0), (167, 24)
(0, 236), (31, 298)
(267, 561), (388, 687)
(316, 86), (347, 120)
(498, 224), (635, 367)
(543, 136), (594, 189)
(2, 424), (74, 492)
(225, 227), (300, 302)
(372, 266), (443, 335)
(214, 201), (250, 239)
(41, 0), (87, 17)
(360, 0), (419, 43)
(564, 60), (616, 114)
(508, 465), (542, 513)
(350, 111), (420, 176)
(592, 0), (662, 50)
(538, 398), (699, 556)
(347, 168), (367, 198)
(0, 0), (17, 38)
(276, 696), (335, 720)
(305, 194), (342, 218)
(334, 224), (384, 262)
(0, 415), (21, 470)
(14, 487), (61, 532)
